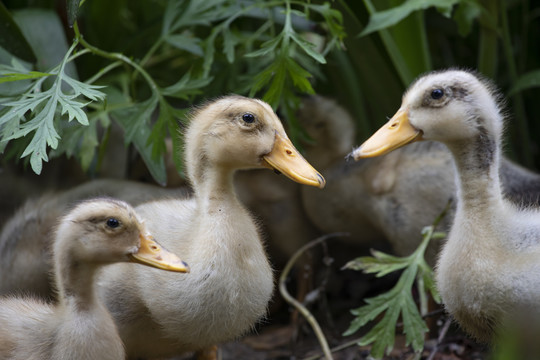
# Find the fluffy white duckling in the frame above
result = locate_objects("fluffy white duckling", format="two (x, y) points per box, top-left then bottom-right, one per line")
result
(0, 198), (189, 360)
(352, 69), (540, 342)
(96, 95), (325, 358)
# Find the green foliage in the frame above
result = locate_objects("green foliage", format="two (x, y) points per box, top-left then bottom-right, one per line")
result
(0, 0), (345, 181)
(509, 69), (540, 95)
(0, 0), (538, 179)
(0, 41), (105, 174)
(343, 225), (445, 359)
(0, 2), (35, 63)
(359, 0), (459, 37)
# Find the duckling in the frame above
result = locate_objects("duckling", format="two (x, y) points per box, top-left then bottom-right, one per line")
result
(0, 198), (189, 360)
(352, 69), (540, 342)
(94, 95), (324, 358)
(0, 179), (190, 298)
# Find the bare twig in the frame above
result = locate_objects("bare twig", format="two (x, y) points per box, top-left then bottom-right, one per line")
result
(426, 317), (452, 360)
(279, 233), (348, 360)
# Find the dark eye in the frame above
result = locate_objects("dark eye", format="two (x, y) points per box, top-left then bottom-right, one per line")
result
(106, 218), (120, 228)
(242, 113), (255, 123)
(431, 89), (444, 100)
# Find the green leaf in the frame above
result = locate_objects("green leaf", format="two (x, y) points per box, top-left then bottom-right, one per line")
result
(509, 69), (540, 95)
(453, 0), (483, 36)
(0, 71), (51, 83)
(344, 217), (445, 357)
(222, 27), (237, 63)
(165, 33), (204, 56)
(58, 96), (89, 125)
(0, 41), (105, 174)
(13, 9), (77, 77)
(245, 35), (283, 58)
(112, 93), (167, 185)
(401, 295), (428, 352)
(161, 71), (213, 99)
(62, 74), (106, 101)
(290, 33), (326, 64)
(0, 2), (36, 63)
(360, 0), (460, 37)
(285, 57), (315, 94)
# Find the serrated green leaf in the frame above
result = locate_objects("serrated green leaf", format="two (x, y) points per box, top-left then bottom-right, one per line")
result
(401, 295), (428, 351)
(0, 40), (106, 174)
(114, 95), (158, 144)
(290, 33), (326, 64)
(62, 74), (106, 101)
(161, 71), (213, 99)
(285, 57), (315, 94)
(165, 33), (203, 56)
(344, 215), (445, 358)
(79, 119), (98, 171)
(360, 0), (460, 37)
(112, 93), (166, 185)
(359, 304), (400, 358)
(262, 61), (287, 108)
(245, 35), (283, 58)
(222, 27), (237, 63)
(58, 96), (89, 125)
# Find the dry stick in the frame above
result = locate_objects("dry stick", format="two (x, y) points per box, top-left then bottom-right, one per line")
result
(279, 233), (348, 360)
(426, 317), (452, 360)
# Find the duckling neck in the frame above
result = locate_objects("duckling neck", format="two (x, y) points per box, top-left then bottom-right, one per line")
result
(56, 259), (102, 312)
(446, 129), (503, 211)
(192, 166), (239, 210)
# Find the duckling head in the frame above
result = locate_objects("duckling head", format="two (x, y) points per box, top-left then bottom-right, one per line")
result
(184, 95), (325, 188)
(55, 199), (189, 272)
(352, 69), (504, 159)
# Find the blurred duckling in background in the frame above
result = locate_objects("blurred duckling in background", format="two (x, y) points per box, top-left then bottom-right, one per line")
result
(0, 198), (188, 360)
(235, 95), (363, 264)
(303, 140), (540, 264)
(352, 69), (540, 342)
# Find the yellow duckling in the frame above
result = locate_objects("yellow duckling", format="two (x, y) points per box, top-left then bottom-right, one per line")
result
(96, 95), (325, 358)
(0, 198), (188, 360)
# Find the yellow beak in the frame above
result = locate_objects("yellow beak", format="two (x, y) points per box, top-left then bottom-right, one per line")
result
(262, 131), (326, 189)
(352, 109), (422, 159)
(129, 233), (190, 273)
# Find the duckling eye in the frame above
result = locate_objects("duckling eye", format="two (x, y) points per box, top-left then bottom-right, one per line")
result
(431, 89), (444, 100)
(242, 113), (255, 124)
(106, 218), (120, 229)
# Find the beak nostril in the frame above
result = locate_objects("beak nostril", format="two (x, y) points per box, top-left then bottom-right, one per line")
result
(285, 149), (292, 155)
(150, 245), (159, 251)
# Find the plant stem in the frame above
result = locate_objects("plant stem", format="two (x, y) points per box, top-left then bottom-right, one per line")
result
(72, 22), (159, 95)
(279, 233), (347, 360)
(84, 61), (123, 85)
(477, 0), (498, 78)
